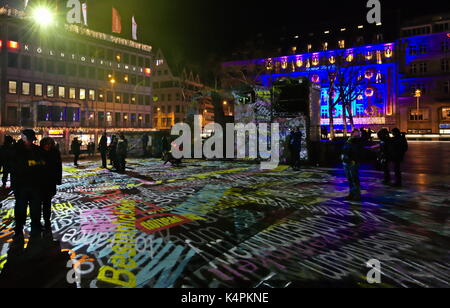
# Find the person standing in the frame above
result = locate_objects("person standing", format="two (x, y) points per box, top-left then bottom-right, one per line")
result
(289, 128), (303, 171)
(116, 134), (128, 174)
(40, 137), (62, 232)
(387, 128), (408, 187)
(108, 135), (118, 169)
(71, 137), (81, 167)
(1, 136), (16, 189)
(341, 129), (364, 201)
(142, 133), (149, 157)
(11, 129), (46, 237)
(98, 133), (108, 168)
(377, 129), (391, 185)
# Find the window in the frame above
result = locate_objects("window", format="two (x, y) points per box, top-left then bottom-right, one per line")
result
(124, 93), (130, 104)
(107, 91), (113, 102)
(419, 44), (428, 54)
(115, 93), (122, 103)
(8, 53), (18, 67)
(98, 90), (105, 101)
(410, 109), (430, 121)
(419, 63), (428, 73)
(409, 45), (417, 55)
(69, 88), (76, 99)
(89, 90), (95, 101)
(21, 55), (31, 70)
(167, 94), (172, 101)
(442, 59), (449, 72)
(8, 81), (17, 94)
(167, 106), (172, 113)
(444, 81), (450, 94)
(442, 108), (450, 120)
(79, 89), (86, 100)
(145, 96), (151, 105)
(35, 84), (43, 96)
(22, 82), (30, 95)
(410, 64), (417, 74)
(47, 85), (55, 97)
(338, 40), (345, 49)
(176, 105), (180, 113)
(442, 40), (449, 52)
(58, 86), (65, 98)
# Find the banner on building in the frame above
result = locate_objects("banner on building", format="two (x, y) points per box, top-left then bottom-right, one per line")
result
(112, 7), (122, 34)
(132, 16), (137, 40)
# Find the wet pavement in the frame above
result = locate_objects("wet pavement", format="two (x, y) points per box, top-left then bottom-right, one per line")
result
(0, 144), (449, 288)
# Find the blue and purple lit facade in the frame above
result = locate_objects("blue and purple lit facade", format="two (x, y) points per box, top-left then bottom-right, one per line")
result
(223, 43), (398, 130)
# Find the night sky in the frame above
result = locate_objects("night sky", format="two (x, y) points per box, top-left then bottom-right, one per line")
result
(6, 0), (450, 79)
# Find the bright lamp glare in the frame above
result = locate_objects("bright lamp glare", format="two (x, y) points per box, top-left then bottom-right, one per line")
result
(32, 7), (54, 26)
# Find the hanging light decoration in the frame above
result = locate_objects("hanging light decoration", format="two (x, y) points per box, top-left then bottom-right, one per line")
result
(312, 54), (320, 66)
(357, 94), (364, 100)
(311, 74), (320, 83)
(346, 50), (354, 62)
(281, 57), (288, 70)
(376, 71), (383, 83)
(296, 56), (303, 68)
(384, 46), (393, 58)
(265, 58), (273, 70)
(329, 55), (336, 64)
(291, 60), (296, 72)
(305, 58), (311, 68)
(365, 50), (373, 60)
(365, 88), (375, 97)
(365, 70), (374, 79)
(376, 51), (383, 64)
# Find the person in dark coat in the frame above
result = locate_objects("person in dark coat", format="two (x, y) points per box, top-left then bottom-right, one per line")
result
(108, 135), (118, 169)
(341, 129), (364, 201)
(98, 133), (108, 168)
(387, 128), (408, 187)
(71, 137), (82, 167)
(11, 129), (46, 237)
(40, 137), (62, 232)
(142, 133), (149, 157)
(1, 136), (16, 189)
(116, 134), (128, 174)
(377, 129), (391, 185)
(289, 128), (303, 171)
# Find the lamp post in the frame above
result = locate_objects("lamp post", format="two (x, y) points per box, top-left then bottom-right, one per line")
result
(414, 89), (422, 116)
(108, 75), (116, 129)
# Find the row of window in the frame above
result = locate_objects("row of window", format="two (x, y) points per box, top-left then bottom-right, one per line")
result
(8, 81), (152, 105)
(7, 54), (151, 86)
(409, 40), (449, 54)
(153, 105), (188, 114)
(407, 81), (450, 94)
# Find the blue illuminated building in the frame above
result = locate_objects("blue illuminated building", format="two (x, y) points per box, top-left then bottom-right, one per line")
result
(222, 13), (450, 136)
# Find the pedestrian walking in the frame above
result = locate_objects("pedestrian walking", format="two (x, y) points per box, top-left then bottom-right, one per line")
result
(98, 133), (108, 169)
(11, 129), (46, 237)
(289, 128), (303, 171)
(387, 128), (408, 187)
(116, 134), (128, 174)
(341, 129), (364, 201)
(40, 137), (62, 232)
(1, 136), (16, 189)
(142, 133), (149, 157)
(71, 137), (82, 167)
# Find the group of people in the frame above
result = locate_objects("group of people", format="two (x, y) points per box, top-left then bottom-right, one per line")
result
(0, 130), (62, 238)
(342, 127), (408, 201)
(98, 133), (129, 173)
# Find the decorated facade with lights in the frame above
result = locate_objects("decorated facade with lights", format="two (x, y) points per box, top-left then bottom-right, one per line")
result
(0, 5), (154, 153)
(222, 14), (450, 136)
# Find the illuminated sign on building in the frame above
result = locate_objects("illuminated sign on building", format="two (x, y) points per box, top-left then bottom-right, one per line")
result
(49, 130), (65, 138)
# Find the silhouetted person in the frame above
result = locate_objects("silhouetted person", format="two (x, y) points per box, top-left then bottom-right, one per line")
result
(71, 137), (81, 167)
(161, 135), (170, 153)
(98, 133), (108, 168)
(142, 133), (149, 157)
(377, 129), (391, 185)
(116, 134), (128, 174)
(108, 135), (118, 169)
(387, 128), (408, 187)
(1, 136), (16, 189)
(87, 140), (95, 157)
(341, 129), (363, 201)
(40, 137), (62, 232)
(321, 126), (328, 140)
(289, 128), (303, 171)
(11, 129), (46, 237)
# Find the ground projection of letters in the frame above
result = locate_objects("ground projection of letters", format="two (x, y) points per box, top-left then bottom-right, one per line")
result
(0, 159), (449, 288)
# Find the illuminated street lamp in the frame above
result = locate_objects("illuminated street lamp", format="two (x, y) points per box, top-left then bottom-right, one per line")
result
(414, 89), (422, 114)
(31, 7), (55, 27)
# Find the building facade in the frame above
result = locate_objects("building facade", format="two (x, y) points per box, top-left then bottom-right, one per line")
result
(0, 8), (154, 153)
(221, 13), (450, 137)
(152, 49), (233, 130)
